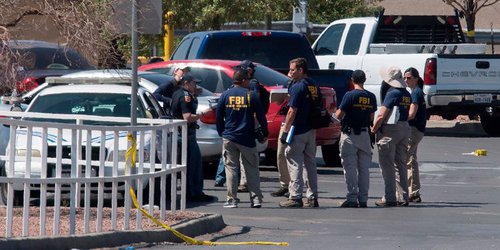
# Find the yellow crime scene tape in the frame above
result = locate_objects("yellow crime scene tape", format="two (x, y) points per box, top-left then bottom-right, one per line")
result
(125, 134), (289, 246)
(462, 149), (488, 156)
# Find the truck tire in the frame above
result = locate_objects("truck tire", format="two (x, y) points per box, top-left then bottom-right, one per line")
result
(480, 115), (500, 136)
(321, 142), (341, 167)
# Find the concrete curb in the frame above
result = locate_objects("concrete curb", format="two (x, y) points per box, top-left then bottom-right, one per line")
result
(0, 213), (225, 249)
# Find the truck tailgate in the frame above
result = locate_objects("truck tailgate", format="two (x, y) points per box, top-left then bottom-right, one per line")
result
(437, 55), (500, 92)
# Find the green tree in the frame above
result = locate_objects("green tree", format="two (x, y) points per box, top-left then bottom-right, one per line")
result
(308, 0), (383, 24)
(442, 0), (500, 43)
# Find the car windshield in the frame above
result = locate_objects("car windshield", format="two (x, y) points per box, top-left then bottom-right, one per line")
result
(26, 93), (145, 124)
(140, 71), (215, 96)
(253, 65), (289, 87)
(14, 47), (93, 70)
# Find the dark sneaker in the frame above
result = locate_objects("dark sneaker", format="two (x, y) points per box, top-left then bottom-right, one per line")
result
(303, 197), (319, 208)
(251, 199), (262, 208)
(279, 198), (303, 208)
(409, 195), (422, 203)
(223, 199), (238, 208)
(214, 181), (224, 187)
(359, 202), (368, 208)
(339, 200), (358, 208)
(375, 199), (397, 207)
(270, 187), (289, 197)
(237, 185), (248, 193)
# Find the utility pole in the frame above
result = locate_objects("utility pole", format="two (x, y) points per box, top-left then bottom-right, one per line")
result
(292, 0), (308, 34)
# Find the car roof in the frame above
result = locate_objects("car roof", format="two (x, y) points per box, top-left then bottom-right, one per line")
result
(185, 30), (302, 37)
(139, 59), (243, 71)
(61, 69), (159, 92)
(7, 40), (68, 49)
(37, 84), (135, 96)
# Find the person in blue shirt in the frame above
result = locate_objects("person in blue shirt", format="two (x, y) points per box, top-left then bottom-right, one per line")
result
(404, 67), (426, 203)
(153, 65), (190, 114)
(278, 58), (319, 208)
(372, 67), (411, 207)
(216, 68), (268, 208)
(335, 70), (377, 208)
(171, 73), (214, 203)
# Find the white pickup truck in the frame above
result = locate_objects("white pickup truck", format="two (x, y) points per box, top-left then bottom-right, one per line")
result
(312, 12), (500, 136)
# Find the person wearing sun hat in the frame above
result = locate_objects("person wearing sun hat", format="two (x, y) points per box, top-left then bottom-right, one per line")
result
(371, 66), (411, 207)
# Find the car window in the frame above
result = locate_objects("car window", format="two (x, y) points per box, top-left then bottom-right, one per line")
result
(252, 66), (289, 87)
(28, 93), (146, 122)
(201, 35), (318, 69)
(144, 91), (164, 117)
(186, 67), (225, 93)
(139, 73), (174, 87)
(187, 37), (201, 59)
(343, 24), (365, 55)
(313, 24), (346, 56)
(147, 67), (172, 75)
(15, 47), (93, 70)
(171, 36), (192, 60)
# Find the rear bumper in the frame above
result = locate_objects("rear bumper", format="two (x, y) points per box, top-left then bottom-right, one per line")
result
(426, 93), (500, 116)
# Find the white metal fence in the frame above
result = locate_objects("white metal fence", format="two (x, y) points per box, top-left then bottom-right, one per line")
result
(0, 111), (187, 238)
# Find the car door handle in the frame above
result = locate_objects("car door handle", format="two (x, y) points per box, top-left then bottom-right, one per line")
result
(328, 62), (335, 69)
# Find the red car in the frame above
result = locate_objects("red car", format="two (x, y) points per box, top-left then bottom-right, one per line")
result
(139, 60), (341, 166)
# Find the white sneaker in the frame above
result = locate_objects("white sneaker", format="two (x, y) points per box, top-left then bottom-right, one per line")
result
(223, 199), (238, 208)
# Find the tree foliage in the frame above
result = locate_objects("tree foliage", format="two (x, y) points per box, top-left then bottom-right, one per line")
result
(442, 0), (500, 42)
(308, 0), (383, 24)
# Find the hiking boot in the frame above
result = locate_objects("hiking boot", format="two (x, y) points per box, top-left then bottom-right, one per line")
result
(339, 200), (359, 208)
(237, 185), (248, 193)
(303, 197), (319, 208)
(271, 187), (289, 197)
(375, 199), (397, 207)
(279, 198), (303, 208)
(223, 199), (239, 208)
(359, 202), (368, 208)
(409, 195), (422, 203)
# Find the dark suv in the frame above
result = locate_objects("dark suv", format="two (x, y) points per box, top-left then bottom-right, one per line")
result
(7, 40), (94, 93)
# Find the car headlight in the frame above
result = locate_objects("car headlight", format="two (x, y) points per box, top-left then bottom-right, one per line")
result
(16, 149), (41, 157)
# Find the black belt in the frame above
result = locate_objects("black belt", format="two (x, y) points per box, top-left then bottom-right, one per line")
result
(342, 127), (368, 135)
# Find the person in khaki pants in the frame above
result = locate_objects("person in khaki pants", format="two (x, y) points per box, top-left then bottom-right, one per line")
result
(372, 67), (411, 207)
(279, 58), (319, 208)
(216, 68), (268, 208)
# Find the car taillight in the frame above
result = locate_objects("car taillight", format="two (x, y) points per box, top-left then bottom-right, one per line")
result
(423, 58), (437, 85)
(16, 77), (39, 93)
(241, 31), (271, 37)
(200, 109), (217, 124)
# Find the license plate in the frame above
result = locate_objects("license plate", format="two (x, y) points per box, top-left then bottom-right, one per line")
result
(474, 94), (492, 104)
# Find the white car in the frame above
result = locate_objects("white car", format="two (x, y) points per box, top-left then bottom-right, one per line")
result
(2, 79), (165, 204)
(59, 70), (223, 164)
(20, 69), (223, 165)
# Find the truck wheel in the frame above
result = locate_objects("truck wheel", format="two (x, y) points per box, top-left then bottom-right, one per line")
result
(264, 149), (277, 167)
(480, 115), (500, 136)
(321, 142), (341, 167)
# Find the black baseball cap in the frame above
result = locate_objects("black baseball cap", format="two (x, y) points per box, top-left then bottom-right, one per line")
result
(182, 74), (201, 83)
(239, 60), (256, 70)
(352, 69), (366, 84)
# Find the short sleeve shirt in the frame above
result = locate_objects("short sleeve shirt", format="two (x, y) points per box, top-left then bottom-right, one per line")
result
(339, 89), (377, 128)
(171, 88), (198, 132)
(382, 88), (411, 121)
(409, 87), (427, 132)
(287, 77), (316, 135)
